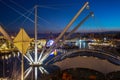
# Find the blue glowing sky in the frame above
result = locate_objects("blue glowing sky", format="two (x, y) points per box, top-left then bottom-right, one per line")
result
(0, 0), (120, 33)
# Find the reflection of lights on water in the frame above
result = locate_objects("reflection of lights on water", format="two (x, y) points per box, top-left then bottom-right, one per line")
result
(76, 39), (88, 49)
(83, 42), (86, 48)
(79, 40), (82, 49)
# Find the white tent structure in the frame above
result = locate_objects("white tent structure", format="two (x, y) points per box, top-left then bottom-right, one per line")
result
(13, 28), (31, 80)
(13, 28), (31, 54)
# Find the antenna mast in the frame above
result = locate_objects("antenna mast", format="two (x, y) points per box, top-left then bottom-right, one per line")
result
(34, 5), (38, 80)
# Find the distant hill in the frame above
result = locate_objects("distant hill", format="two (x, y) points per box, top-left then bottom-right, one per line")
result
(27, 31), (120, 39)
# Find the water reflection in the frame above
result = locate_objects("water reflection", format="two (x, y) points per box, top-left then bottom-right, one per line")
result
(76, 39), (89, 49)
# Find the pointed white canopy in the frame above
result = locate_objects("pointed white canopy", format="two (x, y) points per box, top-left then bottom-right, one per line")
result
(13, 28), (31, 54)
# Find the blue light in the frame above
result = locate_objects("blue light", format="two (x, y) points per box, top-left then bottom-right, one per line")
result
(49, 51), (54, 56)
(46, 40), (54, 47)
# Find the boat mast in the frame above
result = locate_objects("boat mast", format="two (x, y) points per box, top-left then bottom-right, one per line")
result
(34, 5), (38, 80)
(35, 5), (38, 63)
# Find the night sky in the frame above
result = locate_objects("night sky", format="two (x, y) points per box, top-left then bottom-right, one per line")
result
(0, 0), (120, 34)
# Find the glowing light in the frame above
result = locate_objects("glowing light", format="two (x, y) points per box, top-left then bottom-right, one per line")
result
(83, 42), (86, 48)
(39, 67), (44, 74)
(26, 52), (34, 62)
(92, 13), (94, 17)
(41, 67), (49, 74)
(86, 5), (90, 9)
(24, 67), (32, 79)
(17, 52), (20, 56)
(38, 48), (45, 62)
(49, 49), (57, 56)
(35, 67), (37, 80)
(79, 39), (82, 48)
(49, 51), (54, 56)
(46, 40), (54, 47)
(24, 55), (33, 63)
(8, 54), (11, 58)
(24, 67), (31, 75)
(5, 55), (8, 59)
(13, 52), (16, 57)
(2, 56), (4, 59)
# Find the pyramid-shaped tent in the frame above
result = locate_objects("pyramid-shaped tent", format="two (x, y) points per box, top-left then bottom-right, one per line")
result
(13, 28), (31, 54)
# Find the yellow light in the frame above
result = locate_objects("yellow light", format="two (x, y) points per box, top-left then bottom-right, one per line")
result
(54, 49), (57, 56)
(2, 56), (4, 59)
(9, 54), (11, 58)
(5, 55), (8, 59)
